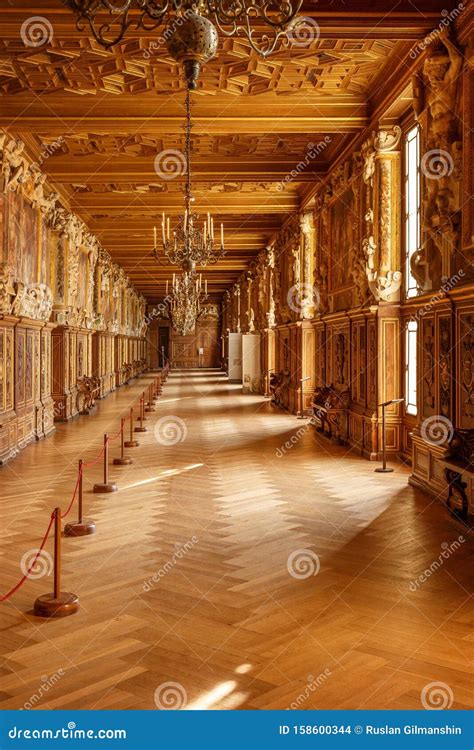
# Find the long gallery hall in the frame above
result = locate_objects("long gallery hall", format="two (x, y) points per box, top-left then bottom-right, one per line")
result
(0, 0), (473, 715)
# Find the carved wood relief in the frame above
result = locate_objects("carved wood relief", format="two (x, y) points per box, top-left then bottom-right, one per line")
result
(0, 132), (148, 463)
(457, 309), (474, 429)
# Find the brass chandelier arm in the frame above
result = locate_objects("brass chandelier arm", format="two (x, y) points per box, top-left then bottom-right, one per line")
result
(64, 0), (304, 54)
(63, 0), (170, 47)
(205, 0), (302, 30)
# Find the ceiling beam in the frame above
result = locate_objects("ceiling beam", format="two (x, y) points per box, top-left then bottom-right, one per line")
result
(44, 157), (326, 183)
(0, 0), (456, 40)
(0, 98), (367, 135)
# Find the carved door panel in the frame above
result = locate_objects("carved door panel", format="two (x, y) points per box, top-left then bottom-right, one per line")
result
(438, 313), (453, 421)
(15, 328), (26, 408)
(420, 316), (436, 418)
(367, 318), (377, 409)
(457, 308), (474, 429)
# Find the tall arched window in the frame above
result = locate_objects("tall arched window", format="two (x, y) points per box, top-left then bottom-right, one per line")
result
(404, 124), (421, 298)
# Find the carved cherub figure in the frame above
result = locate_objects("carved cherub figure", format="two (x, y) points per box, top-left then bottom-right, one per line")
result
(30, 171), (47, 210)
(3, 138), (26, 191)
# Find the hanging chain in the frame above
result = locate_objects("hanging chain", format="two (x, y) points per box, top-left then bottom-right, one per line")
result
(184, 87), (192, 215)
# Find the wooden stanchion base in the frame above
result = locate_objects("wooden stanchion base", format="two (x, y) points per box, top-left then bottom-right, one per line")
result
(93, 482), (118, 493)
(64, 519), (96, 536)
(145, 406), (155, 413)
(34, 592), (79, 618)
(375, 467), (394, 473)
(134, 426), (148, 433)
(113, 456), (132, 465)
(124, 439), (139, 447)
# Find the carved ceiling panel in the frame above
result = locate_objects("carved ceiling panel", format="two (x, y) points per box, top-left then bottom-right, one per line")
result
(0, 37), (399, 97)
(0, 0), (432, 302)
(32, 132), (337, 159)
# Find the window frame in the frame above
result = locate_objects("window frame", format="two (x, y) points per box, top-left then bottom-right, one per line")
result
(404, 318), (418, 416)
(403, 123), (421, 300)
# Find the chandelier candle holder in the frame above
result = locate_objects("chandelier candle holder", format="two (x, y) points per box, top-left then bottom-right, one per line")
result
(168, 271), (208, 336)
(64, 1), (305, 87)
(153, 88), (225, 272)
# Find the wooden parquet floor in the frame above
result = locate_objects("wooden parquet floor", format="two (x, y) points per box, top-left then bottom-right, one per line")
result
(0, 369), (472, 711)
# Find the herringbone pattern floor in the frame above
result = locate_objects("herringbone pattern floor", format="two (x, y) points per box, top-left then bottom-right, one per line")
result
(0, 370), (472, 710)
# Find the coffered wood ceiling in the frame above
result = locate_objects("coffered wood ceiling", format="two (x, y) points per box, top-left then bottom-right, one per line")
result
(0, 0), (455, 301)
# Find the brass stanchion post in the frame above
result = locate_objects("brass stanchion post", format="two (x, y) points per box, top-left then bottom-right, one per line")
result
(34, 508), (80, 617)
(134, 396), (148, 433)
(124, 407), (139, 448)
(113, 417), (133, 466)
(93, 434), (118, 492)
(65, 460), (96, 536)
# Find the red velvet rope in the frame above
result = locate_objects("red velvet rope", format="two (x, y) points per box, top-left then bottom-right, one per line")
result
(60, 465), (83, 520)
(1, 378), (164, 602)
(0, 513), (55, 602)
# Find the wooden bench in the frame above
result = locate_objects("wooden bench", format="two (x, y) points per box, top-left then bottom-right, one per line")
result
(76, 376), (101, 415)
(441, 429), (474, 521)
(312, 385), (350, 444)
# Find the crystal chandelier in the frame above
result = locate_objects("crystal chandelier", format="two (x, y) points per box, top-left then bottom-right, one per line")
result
(167, 272), (208, 335)
(64, 1), (304, 87)
(153, 87), (225, 273)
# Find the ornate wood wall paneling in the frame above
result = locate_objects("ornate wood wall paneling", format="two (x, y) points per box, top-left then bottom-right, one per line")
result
(408, 287), (471, 504)
(167, 316), (221, 369)
(346, 308), (377, 458)
(0, 133), (147, 463)
(40, 322), (55, 437)
(0, 316), (18, 464)
(377, 305), (402, 457)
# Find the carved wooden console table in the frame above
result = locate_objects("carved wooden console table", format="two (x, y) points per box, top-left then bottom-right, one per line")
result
(312, 385), (351, 444)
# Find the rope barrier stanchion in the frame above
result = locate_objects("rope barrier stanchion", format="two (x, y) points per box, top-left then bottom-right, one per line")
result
(34, 508), (79, 618)
(134, 396), (147, 433)
(93, 434), (118, 493)
(145, 384), (155, 413)
(124, 407), (139, 448)
(64, 460), (96, 536)
(0, 514), (55, 603)
(113, 417), (132, 466)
